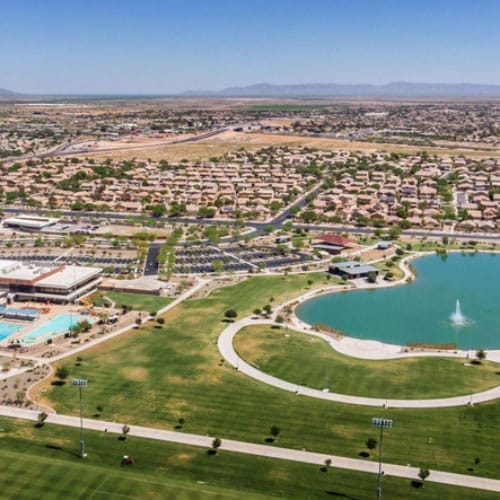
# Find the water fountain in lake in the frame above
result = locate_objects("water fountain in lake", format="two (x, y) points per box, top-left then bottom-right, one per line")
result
(450, 299), (469, 326)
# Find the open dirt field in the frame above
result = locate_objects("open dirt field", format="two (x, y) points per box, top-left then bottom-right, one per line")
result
(82, 130), (499, 163)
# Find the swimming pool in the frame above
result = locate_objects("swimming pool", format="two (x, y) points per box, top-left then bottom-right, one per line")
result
(22, 314), (94, 345)
(0, 322), (22, 341)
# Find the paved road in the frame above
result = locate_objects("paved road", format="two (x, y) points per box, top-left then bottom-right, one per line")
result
(4, 206), (499, 243)
(1, 405), (498, 494)
(2, 128), (230, 163)
(217, 318), (500, 409)
(144, 243), (161, 276)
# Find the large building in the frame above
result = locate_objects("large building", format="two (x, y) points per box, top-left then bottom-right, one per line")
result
(0, 260), (102, 303)
(3, 215), (60, 231)
(329, 261), (379, 280)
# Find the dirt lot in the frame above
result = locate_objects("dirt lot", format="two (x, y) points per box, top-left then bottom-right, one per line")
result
(84, 129), (498, 163)
(96, 224), (170, 238)
(0, 359), (50, 409)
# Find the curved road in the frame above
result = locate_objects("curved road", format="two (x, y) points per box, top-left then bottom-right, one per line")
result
(218, 318), (500, 409)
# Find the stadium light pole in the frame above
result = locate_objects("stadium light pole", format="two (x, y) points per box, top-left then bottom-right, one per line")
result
(72, 378), (88, 458)
(371, 417), (393, 500)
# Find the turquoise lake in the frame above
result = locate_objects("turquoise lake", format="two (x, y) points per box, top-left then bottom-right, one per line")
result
(296, 253), (500, 349)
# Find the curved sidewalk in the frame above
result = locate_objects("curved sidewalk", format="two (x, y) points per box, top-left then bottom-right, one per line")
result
(218, 318), (500, 408)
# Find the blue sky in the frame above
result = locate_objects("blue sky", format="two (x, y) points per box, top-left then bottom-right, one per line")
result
(1, 0), (499, 93)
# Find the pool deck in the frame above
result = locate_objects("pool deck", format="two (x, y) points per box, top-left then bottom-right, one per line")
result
(0, 302), (95, 348)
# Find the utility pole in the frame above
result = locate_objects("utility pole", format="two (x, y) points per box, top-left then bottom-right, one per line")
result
(72, 378), (88, 458)
(371, 417), (393, 500)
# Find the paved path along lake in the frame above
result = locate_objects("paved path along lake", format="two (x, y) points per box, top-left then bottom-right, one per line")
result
(296, 253), (499, 349)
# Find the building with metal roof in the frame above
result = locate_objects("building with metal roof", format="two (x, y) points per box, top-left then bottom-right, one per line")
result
(329, 261), (379, 279)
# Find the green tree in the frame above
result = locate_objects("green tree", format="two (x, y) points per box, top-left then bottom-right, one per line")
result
(209, 437), (222, 455)
(212, 259), (224, 273)
(224, 309), (237, 320)
(301, 210), (317, 223)
(197, 206), (216, 218)
(150, 203), (167, 217)
(121, 424), (130, 440)
(55, 366), (69, 382)
(269, 425), (281, 441)
(36, 411), (48, 428)
(388, 227), (402, 240)
(263, 304), (272, 315)
(366, 437), (377, 453)
(418, 468), (430, 484)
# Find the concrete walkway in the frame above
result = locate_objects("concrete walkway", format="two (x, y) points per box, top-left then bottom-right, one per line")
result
(0, 278), (210, 380)
(1, 405), (498, 494)
(217, 318), (500, 408)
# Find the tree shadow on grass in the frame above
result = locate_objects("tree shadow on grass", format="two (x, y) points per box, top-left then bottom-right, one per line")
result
(325, 490), (359, 499)
(45, 443), (81, 458)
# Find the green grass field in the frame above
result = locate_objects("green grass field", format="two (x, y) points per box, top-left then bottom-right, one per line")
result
(39, 273), (500, 480)
(0, 417), (493, 500)
(233, 325), (500, 398)
(104, 291), (173, 313)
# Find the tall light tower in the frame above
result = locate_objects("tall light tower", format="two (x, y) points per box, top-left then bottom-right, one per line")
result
(371, 417), (393, 500)
(72, 378), (88, 458)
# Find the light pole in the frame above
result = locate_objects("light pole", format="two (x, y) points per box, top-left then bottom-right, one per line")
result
(72, 378), (88, 458)
(371, 417), (393, 500)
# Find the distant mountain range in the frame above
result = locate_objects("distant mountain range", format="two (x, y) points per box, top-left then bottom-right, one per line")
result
(0, 88), (19, 96)
(184, 82), (500, 97)
(2, 82), (500, 98)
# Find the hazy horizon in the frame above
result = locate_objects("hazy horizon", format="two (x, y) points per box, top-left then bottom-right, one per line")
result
(1, 0), (499, 94)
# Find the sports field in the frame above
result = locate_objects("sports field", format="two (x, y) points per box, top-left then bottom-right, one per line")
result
(104, 291), (174, 313)
(35, 273), (500, 480)
(0, 416), (494, 499)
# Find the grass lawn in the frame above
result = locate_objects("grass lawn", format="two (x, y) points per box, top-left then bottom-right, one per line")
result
(372, 259), (406, 280)
(38, 273), (500, 480)
(233, 325), (500, 398)
(0, 416), (494, 500)
(104, 291), (174, 313)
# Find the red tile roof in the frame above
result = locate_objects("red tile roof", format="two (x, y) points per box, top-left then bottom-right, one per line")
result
(316, 234), (353, 247)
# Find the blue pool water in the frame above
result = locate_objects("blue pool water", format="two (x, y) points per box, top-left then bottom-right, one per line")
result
(0, 322), (23, 341)
(22, 314), (94, 344)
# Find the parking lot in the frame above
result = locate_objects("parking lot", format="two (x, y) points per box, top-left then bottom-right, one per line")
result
(172, 245), (312, 274)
